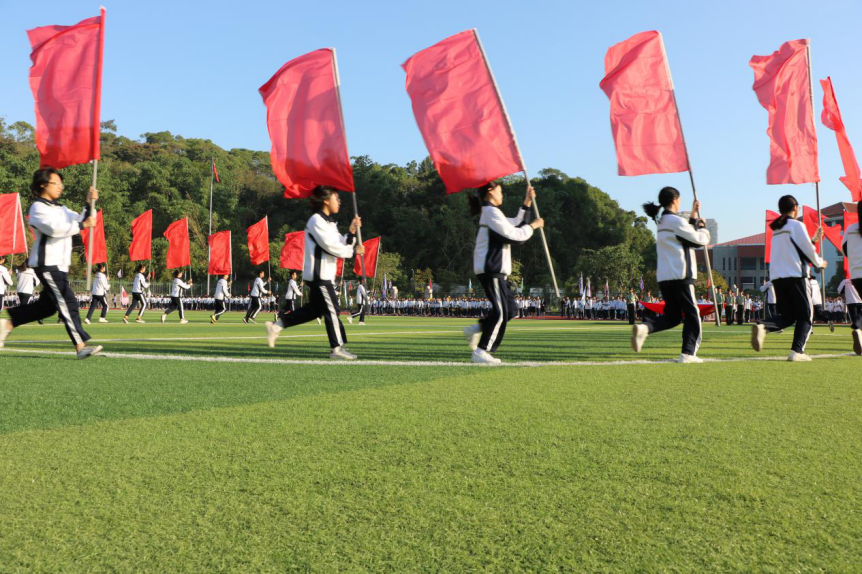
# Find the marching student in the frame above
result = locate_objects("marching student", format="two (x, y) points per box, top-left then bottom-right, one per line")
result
(161, 270), (193, 324)
(0, 256), (12, 312)
(760, 279), (777, 319)
(283, 270), (302, 315)
(84, 263), (111, 324)
(211, 273), (231, 323)
(124, 264), (150, 323)
(461, 181), (544, 364)
(0, 168), (102, 358)
(842, 200), (862, 355)
(626, 288), (637, 325)
(348, 277), (368, 325)
(751, 195), (827, 361)
(631, 187), (710, 363)
(16, 263), (41, 324)
(808, 276), (834, 332)
(243, 269), (270, 324)
(265, 185), (365, 360)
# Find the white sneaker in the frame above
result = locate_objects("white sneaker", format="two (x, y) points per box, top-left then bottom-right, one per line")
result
(136, 318), (146, 324)
(161, 314), (166, 324)
(358, 321), (365, 326)
(316, 318), (322, 325)
(631, 324), (648, 353)
(751, 324), (766, 352)
(463, 324), (482, 351)
(0, 319), (11, 349)
(84, 318), (91, 324)
(123, 316), (129, 324)
(788, 351), (812, 362)
(678, 354), (704, 364)
(347, 315), (353, 324)
(179, 319), (189, 324)
(265, 321), (283, 348)
(471, 349), (501, 364)
(76, 345), (103, 360)
(330, 346), (357, 360)
(99, 318), (109, 323)
(248, 318), (257, 324)
(854, 329), (862, 356)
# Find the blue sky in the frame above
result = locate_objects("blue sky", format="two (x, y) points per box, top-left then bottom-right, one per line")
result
(2, 0), (861, 242)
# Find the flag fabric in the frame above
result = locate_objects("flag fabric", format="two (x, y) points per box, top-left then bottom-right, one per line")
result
(586, 278), (592, 298)
(820, 77), (861, 201)
(246, 216), (270, 265)
(80, 209), (107, 264)
(764, 210), (780, 263)
(802, 206), (842, 253)
(353, 236), (380, 277)
(0, 194), (27, 256)
(259, 48), (354, 198)
(599, 30), (688, 176)
(27, 8), (105, 169)
(382, 274), (388, 299)
(279, 230), (305, 270)
(749, 40), (819, 185)
(336, 257), (344, 277)
(212, 159), (221, 184)
(116, 269), (123, 278)
(639, 275), (645, 291)
(120, 286), (128, 306)
(163, 218), (190, 269)
(402, 29), (524, 194)
(129, 209), (152, 261)
(579, 273), (584, 295)
(468, 278), (472, 292)
(208, 230), (232, 275)
(605, 279), (610, 297)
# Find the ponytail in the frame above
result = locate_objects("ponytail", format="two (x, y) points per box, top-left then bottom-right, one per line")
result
(467, 179), (503, 218)
(468, 193), (482, 217)
(642, 202), (661, 221)
(771, 195), (798, 230)
(643, 186), (680, 222)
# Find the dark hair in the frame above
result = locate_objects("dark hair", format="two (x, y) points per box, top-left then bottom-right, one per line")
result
(31, 168), (63, 197)
(97, 263), (106, 272)
(309, 185), (338, 211)
(18, 262), (29, 271)
(468, 179), (503, 217)
(173, 269), (183, 278)
(135, 264), (146, 273)
(770, 195), (798, 230)
(643, 186), (681, 221)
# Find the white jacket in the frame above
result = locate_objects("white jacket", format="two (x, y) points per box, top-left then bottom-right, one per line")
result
(170, 278), (191, 297)
(838, 278), (862, 304)
(285, 279), (302, 300)
(356, 284), (367, 304)
(473, 203), (533, 276)
(303, 212), (356, 283)
(250, 277), (268, 297)
(759, 281), (776, 304)
(769, 218), (824, 280)
(132, 272), (150, 294)
(0, 266), (12, 295)
(214, 278), (230, 300)
(28, 198), (91, 272)
(91, 272), (111, 296)
(655, 211), (710, 282)
(842, 223), (862, 280)
(16, 268), (39, 294)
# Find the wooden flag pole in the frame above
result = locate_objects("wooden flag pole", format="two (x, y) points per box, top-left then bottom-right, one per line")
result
(804, 42), (827, 304)
(85, 160), (99, 290)
(473, 29), (560, 298)
(659, 33), (721, 326)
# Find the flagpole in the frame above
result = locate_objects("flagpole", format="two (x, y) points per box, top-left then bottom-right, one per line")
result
(207, 157), (215, 295)
(85, 160), (99, 290)
(804, 42), (827, 303)
(659, 33), (720, 326)
(472, 29), (559, 299)
(266, 216), (272, 303)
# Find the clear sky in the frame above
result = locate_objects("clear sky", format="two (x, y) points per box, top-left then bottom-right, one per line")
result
(2, 0), (861, 242)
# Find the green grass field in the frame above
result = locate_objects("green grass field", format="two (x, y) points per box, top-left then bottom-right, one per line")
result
(1, 312), (861, 571)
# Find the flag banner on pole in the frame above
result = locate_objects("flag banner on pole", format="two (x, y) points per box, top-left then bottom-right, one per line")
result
(639, 275), (644, 291)
(586, 278), (591, 298)
(764, 210), (780, 263)
(120, 286), (129, 306)
(117, 269), (122, 278)
(336, 258), (344, 277)
(80, 209), (107, 264)
(0, 194), (27, 256)
(208, 230), (232, 275)
(259, 48), (354, 198)
(212, 159), (221, 184)
(402, 29), (524, 194)
(129, 209), (152, 261)
(353, 236), (380, 277)
(163, 218), (190, 269)
(27, 8), (105, 169)
(802, 206), (842, 253)
(279, 231), (305, 269)
(246, 216), (270, 265)
(820, 77), (861, 201)
(599, 31), (688, 176)
(578, 273), (584, 294)
(749, 40), (819, 185)
(641, 301), (716, 317)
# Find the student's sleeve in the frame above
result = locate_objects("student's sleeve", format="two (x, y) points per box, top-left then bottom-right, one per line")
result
(671, 217), (711, 247)
(486, 208), (534, 243)
(307, 217), (356, 259)
(506, 205), (531, 227)
(29, 203), (82, 238)
(791, 222), (825, 268)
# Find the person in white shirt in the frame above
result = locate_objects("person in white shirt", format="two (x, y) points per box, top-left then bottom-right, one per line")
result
(161, 270), (193, 324)
(16, 262), (39, 306)
(124, 264), (150, 323)
(0, 256), (12, 313)
(841, 199), (862, 354)
(348, 277), (368, 325)
(211, 274), (231, 323)
(283, 270), (302, 315)
(84, 263), (111, 324)
(244, 270), (270, 324)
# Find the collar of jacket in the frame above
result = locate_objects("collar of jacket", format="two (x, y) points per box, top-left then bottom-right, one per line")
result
(315, 210), (336, 223)
(482, 201), (499, 208)
(661, 209), (681, 218)
(35, 197), (60, 207)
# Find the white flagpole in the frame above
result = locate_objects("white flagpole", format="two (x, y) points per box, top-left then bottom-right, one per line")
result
(804, 42), (827, 304)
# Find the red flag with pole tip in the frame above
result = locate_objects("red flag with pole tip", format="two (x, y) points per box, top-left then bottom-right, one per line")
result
(336, 258), (344, 277)
(802, 206), (842, 253)
(279, 231), (304, 270)
(821, 77), (861, 201)
(208, 230), (231, 275)
(764, 210), (780, 264)
(353, 236), (380, 277)
(129, 209), (152, 261)
(0, 194), (28, 256)
(212, 159), (221, 184)
(80, 209), (107, 264)
(163, 218), (190, 269)
(246, 217), (270, 265)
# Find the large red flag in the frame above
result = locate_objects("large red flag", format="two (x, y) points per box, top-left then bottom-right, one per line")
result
(80, 209), (107, 264)
(403, 29), (524, 194)
(599, 31), (688, 176)
(820, 77), (861, 201)
(353, 236), (380, 277)
(764, 210), (780, 264)
(208, 230), (232, 275)
(0, 194), (28, 256)
(129, 209), (152, 261)
(749, 40), (819, 185)
(27, 8), (105, 169)
(163, 218), (190, 269)
(279, 231), (305, 270)
(246, 216), (270, 265)
(803, 206), (842, 253)
(259, 48), (354, 198)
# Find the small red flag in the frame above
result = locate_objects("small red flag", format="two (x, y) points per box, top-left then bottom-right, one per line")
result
(129, 209), (152, 261)
(208, 230), (231, 275)
(0, 194), (28, 256)
(820, 77), (861, 201)
(163, 218), (190, 269)
(802, 206), (842, 253)
(336, 257), (344, 277)
(212, 159), (221, 184)
(80, 209), (107, 264)
(27, 8), (105, 169)
(403, 30), (524, 194)
(599, 31), (688, 176)
(764, 210), (780, 264)
(353, 236), (380, 277)
(259, 48), (354, 198)
(749, 40), (819, 185)
(246, 216), (270, 265)
(279, 231), (305, 270)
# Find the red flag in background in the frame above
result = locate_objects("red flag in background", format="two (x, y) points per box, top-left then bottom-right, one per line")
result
(208, 230), (232, 275)
(279, 231), (305, 270)
(353, 236), (380, 277)
(246, 216), (270, 265)
(336, 257), (344, 277)
(79, 209), (107, 264)
(402, 30), (524, 194)
(0, 194), (28, 256)
(749, 40), (819, 185)
(844, 210), (859, 278)
(129, 209), (152, 261)
(764, 210), (780, 263)
(212, 159), (221, 183)
(599, 31), (688, 176)
(802, 206), (842, 253)
(163, 218), (190, 269)
(821, 77), (861, 201)
(259, 48), (354, 198)
(27, 8), (105, 169)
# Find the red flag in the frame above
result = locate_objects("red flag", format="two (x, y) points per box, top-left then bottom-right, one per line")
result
(163, 218), (190, 269)
(212, 159), (221, 184)
(208, 230), (231, 275)
(336, 257), (344, 277)
(0, 194), (28, 256)
(259, 48), (354, 198)
(764, 210), (780, 264)
(821, 77), (861, 201)
(353, 236), (380, 277)
(246, 216), (270, 265)
(80, 209), (107, 264)
(599, 31), (688, 176)
(129, 209), (152, 261)
(802, 206), (842, 253)
(279, 231), (305, 270)
(402, 29), (524, 194)
(27, 8), (105, 169)
(749, 40), (819, 185)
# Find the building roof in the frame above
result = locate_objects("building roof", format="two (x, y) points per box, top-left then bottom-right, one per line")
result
(712, 232), (765, 247)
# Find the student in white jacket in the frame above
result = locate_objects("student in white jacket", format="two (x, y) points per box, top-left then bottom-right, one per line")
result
(841, 199), (862, 354)
(161, 270), (193, 324)
(0, 256), (12, 312)
(211, 274), (231, 323)
(84, 263), (111, 324)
